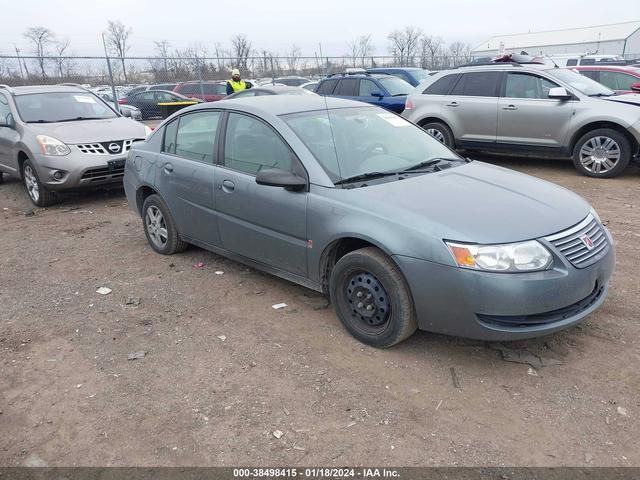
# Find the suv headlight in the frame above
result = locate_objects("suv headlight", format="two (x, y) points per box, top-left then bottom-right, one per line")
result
(445, 240), (552, 272)
(36, 135), (70, 156)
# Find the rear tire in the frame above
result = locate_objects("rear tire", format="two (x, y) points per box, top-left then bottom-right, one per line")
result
(421, 121), (455, 149)
(21, 159), (59, 207)
(572, 128), (631, 178)
(141, 194), (188, 255)
(329, 247), (417, 348)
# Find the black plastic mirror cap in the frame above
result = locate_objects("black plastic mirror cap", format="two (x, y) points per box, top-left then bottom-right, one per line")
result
(255, 168), (307, 190)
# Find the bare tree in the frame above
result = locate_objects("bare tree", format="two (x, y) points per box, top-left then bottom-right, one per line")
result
(285, 44), (302, 74)
(24, 27), (54, 78)
(154, 40), (170, 75)
(448, 41), (471, 66)
(358, 34), (374, 68)
(404, 27), (422, 66)
(213, 42), (228, 73)
(105, 20), (132, 82)
(420, 35), (444, 69)
(346, 38), (360, 67)
(230, 34), (252, 72)
(53, 38), (71, 78)
(387, 30), (407, 66)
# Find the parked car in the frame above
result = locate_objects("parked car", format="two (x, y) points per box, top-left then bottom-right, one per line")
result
(548, 54), (627, 67)
(300, 81), (319, 91)
(0, 84), (148, 206)
(574, 65), (640, 95)
(96, 92), (143, 120)
(120, 90), (201, 119)
(124, 83), (178, 98)
(173, 81), (227, 102)
(225, 85), (316, 99)
(366, 67), (431, 87)
(315, 72), (413, 113)
(272, 76), (310, 87)
(403, 63), (640, 178)
(124, 96), (614, 347)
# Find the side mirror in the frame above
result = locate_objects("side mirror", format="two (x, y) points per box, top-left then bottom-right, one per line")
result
(631, 82), (640, 92)
(0, 115), (13, 129)
(256, 168), (307, 191)
(548, 87), (572, 100)
(120, 107), (132, 118)
(370, 90), (384, 98)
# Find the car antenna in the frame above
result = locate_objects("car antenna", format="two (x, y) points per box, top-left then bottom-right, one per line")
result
(544, 54), (560, 68)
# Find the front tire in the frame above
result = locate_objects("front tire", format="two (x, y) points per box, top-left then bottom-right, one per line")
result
(142, 194), (188, 255)
(421, 121), (455, 148)
(572, 128), (631, 178)
(329, 247), (417, 348)
(22, 159), (58, 207)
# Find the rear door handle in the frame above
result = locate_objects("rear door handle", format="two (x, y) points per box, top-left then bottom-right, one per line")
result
(502, 105), (518, 110)
(446, 102), (459, 107)
(221, 179), (235, 193)
(163, 163), (174, 173)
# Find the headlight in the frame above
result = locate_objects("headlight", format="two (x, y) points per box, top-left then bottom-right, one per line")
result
(445, 240), (552, 272)
(36, 135), (70, 156)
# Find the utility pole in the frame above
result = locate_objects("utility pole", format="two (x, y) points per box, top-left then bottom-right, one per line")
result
(318, 42), (326, 76)
(14, 45), (24, 79)
(101, 33), (120, 113)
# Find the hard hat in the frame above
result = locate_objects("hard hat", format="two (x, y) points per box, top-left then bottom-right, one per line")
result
(232, 69), (240, 76)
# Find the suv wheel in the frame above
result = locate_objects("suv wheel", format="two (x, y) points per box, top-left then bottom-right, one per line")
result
(421, 121), (455, 148)
(142, 194), (188, 255)
(22, 159), (58, 207)
(329, 247), (417, 348)
(573, 128), (631, 178)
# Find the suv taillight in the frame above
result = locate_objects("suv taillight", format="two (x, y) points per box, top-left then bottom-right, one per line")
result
(405, 99), (413, 110)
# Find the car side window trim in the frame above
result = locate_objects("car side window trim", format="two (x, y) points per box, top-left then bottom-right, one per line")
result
(217, 110), (309, 185)
(160, 109), (223, 165)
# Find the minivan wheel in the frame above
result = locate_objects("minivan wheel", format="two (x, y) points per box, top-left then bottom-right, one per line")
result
(142, 194), (188, 255)
(421, 121), (455, 148)
(573, 128), (631, 178)
(329, 247), (417, 348)
(22, 159), (58, 207)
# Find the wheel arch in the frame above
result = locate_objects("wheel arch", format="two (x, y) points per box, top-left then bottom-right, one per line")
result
(135, 184), (160, 216)
(569, 121), (638, 154)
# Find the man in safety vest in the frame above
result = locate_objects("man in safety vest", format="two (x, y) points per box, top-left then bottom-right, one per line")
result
(226, 68), (253, 95)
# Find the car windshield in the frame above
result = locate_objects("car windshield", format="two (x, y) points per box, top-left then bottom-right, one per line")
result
(283, 106), (462, 184)
(377, 76), (413, 96)
(548, 68), (615, 96)
(15, 92), (117, 123)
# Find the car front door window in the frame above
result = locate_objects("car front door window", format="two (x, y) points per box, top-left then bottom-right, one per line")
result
(599, 71), (637, 91)
(359, 79), (378, 96)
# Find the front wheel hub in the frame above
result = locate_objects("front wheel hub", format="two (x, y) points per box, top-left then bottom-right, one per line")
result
(346, 272), (390, 327)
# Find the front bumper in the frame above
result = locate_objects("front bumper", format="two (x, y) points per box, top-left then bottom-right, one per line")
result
(393, 228), (615, 341)
(32, 151), (127, 191)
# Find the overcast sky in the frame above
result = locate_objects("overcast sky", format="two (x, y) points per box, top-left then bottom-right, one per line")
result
(1, 0), (639, 57)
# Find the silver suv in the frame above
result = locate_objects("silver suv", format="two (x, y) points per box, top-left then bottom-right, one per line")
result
(403, 64), (640, 178)
(0, 84), (149, 206)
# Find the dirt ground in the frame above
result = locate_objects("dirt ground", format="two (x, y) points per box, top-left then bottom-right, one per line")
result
(0, 155), (639, 467)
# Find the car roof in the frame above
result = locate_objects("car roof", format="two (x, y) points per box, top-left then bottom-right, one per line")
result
(574, 65), (640, 73)
(9, 85), (88, 96)
(255, 85), (308, 93)
(367, 67), (423, 72)
(184, 95), (367, 116)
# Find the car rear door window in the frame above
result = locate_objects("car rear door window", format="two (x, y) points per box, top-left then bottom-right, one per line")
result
(173, 111), (221, 163)
(180, 84), (200, 95)
(223, 113), (293, 175)
(333, 79), (359, 96)
(423, 74), (459, 94)
(504, 73), (560, 99)
(451, 72), (500, 97)
(162, 118), (179, 154)
(317, 79), (338, 95)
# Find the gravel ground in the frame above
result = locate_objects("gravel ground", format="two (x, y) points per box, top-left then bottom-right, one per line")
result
(0, 155), (639, 467)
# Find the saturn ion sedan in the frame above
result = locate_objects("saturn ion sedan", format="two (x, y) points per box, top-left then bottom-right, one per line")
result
(123, 96), (614, 347)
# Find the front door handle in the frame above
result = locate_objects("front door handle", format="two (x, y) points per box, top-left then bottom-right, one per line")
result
(502, 105), (518, 110)
(446, 102), (459, 107)
(221, 179), (235, 193)
(163, 163), (174, 173)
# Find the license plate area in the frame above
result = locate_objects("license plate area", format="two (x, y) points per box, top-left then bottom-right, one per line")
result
(107, 159), (126, 173)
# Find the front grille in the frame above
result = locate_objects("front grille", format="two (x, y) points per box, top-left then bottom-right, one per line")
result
(76, 139), (133, 155)
(545, 214), (609, 269)
(477, 282), (604, 328)
(81, 164), (125, 181)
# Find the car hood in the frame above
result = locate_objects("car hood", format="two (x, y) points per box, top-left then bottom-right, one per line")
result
(29, 117), (147, 143)
(603, 93), (640, 106)
(344, 161), (590, 244)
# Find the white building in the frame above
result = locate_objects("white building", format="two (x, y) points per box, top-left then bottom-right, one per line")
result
(472, 21), (640, 59)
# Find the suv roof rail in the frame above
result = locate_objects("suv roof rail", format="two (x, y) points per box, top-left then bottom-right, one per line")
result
(0, 84), (14, 94)
(326, 70), (390, 78)
(455, 61), (524, 69)
(56, 82), (87, 89)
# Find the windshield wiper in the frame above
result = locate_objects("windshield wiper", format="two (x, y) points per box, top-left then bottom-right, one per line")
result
(589, 93), (614, 97)
(334, 171), (398, 185)
(27, 119), (56, 123)
(56, 117), (109, 122)
(402, 158), (457, 172)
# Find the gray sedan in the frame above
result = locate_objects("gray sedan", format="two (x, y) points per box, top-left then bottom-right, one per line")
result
(124, 96), (614, 347)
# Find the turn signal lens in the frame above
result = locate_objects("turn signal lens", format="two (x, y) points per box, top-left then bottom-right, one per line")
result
(445, 240), (552, 273)
(449, 245), (475, 267)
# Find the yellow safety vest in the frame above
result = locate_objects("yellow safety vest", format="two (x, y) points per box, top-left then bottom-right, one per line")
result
(229, 79), (247, 93)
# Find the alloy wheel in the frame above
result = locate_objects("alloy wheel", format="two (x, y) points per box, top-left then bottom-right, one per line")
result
(23, 165), (40, 202)
(579, 136), (621, 175)
(426, 128), (446, 144)
(145, 205), (168, 249)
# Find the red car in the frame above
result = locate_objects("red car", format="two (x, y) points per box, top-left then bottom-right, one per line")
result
(173, 81), (227, 102)
(574, 65), (640, 94)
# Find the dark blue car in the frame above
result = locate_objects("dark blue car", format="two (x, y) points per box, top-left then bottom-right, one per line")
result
(315, 72), (413, 113)
(366, 67), (432, 87)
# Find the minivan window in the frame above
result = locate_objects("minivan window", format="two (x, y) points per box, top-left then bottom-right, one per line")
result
(423, 74), (459, 95)
(14, 92), (118, 123)
(451, 72), (500, 97)
(174, 111), (221, 163)
(224, 113), (293, 175)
